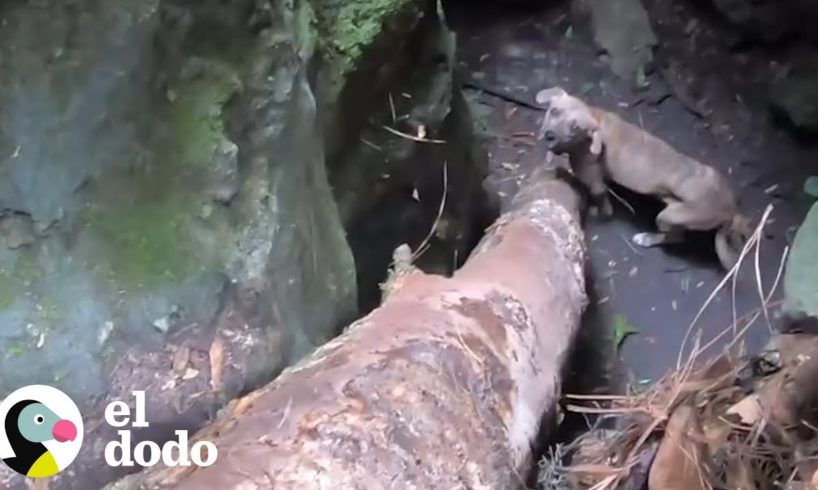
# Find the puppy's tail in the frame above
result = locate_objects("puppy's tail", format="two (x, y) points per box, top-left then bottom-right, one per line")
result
(714, 213), (753, 271)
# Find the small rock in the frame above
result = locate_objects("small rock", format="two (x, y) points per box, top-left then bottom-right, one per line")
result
(98, 321), (115, 347)
(153, 316), (170, 333)
(0, 214), (36, 249)
(576, 0), (658, 80)
(182, 367), (199, 380)
(172, 345), (191, 373)
(726, 393), (762, 425)
(208, 139), (240, 204)
(200, 203), (214, 219)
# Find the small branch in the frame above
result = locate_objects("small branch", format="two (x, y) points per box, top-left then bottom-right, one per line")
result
(382, 125), (446, 144)
(462, 79), (545, 111)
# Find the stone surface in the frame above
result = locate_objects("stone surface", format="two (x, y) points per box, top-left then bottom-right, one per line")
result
(709, 0), (818, 43)
(784, 202), (818, 318)
(770, 53), (818, 135)
(573, 0), (657, 81)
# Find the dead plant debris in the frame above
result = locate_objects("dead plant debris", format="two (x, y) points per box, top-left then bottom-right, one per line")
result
(543, 332), (818, 490)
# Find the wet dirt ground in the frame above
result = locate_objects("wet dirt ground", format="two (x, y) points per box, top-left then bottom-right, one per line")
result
(445, 0), (817, 390)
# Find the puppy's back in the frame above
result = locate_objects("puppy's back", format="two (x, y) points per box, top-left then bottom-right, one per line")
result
(593, 108), (737, 219)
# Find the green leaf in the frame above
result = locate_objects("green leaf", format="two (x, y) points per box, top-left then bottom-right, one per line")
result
(784, 202), (818, 317)
(804, 176), (818, 198)
(612, 314), (639, 350)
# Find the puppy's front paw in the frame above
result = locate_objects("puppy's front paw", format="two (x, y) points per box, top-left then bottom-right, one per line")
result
(632, 232), (666, 248)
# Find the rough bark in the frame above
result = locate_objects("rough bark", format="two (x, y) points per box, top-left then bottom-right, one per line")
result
(106, 170), (588, 490)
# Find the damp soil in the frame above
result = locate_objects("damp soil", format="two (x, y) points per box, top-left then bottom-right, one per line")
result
(444, 0), (817, 391)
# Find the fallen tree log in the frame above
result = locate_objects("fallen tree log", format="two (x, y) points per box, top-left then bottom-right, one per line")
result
(106, 170), (588, 490)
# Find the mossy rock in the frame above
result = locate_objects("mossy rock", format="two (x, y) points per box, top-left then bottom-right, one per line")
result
(80, 57), (242, 290)
(310, 0), (423, 99)
(0, 2), (358, 488)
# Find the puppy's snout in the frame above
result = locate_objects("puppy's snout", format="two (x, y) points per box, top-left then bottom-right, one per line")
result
(543, 130), (557, 145)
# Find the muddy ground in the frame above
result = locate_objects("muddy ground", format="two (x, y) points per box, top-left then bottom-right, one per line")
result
(445, 0), (817, 391)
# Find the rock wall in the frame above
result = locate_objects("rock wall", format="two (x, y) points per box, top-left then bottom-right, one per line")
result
(573, 0), (657, 82)
(0, 0), (491, 488)
(708, 0), (818, 44)
(702, 0), (818, 135)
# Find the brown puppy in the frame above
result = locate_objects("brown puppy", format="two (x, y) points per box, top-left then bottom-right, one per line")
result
(535, 86), (753, 271)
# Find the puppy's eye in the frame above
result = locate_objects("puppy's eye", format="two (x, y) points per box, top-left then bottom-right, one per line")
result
(549, 107), (561, 117)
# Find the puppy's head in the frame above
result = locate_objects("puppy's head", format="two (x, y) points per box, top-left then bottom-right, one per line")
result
(536, 87), (603, 157)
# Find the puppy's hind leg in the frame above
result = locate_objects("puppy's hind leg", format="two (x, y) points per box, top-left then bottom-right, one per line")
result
(632, 202), (688, 248)
(632, 230), (684, 248)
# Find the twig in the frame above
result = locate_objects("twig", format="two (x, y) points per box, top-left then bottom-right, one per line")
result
(462, 79), (545, 111)
(382, 125), (446, 144)
(721, 246), (787, 354)
(619, 233), (643, 256)
(565, 393), (632, 401)
(388, 93), (397, 123)
(692, 300), (784, 361)
(360, 138), (382, 151)
(676, 204), (773, 368)
(608, 188), (635, 215)
(565, 405), (651, 415)
(411, 162), (449, 263)
(753, 213), (775, 333)
(629, 92), (672, 108)
(276, 396), (292, 429)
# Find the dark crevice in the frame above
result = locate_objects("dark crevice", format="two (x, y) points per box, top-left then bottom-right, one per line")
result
(326, 0), (498, 315)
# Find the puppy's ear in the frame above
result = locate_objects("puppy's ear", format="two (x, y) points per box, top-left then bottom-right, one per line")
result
(535, 86), (567, 106)
(589, 128), (603, 157)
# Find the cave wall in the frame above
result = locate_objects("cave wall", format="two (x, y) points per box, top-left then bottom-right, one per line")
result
(0, 0), (493, 488)
(701, 0), (818, 135)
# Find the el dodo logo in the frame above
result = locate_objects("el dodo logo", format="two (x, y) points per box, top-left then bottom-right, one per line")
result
(0, 385), (82, 478)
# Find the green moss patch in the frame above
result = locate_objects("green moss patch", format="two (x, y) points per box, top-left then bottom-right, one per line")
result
(0, 251), (44, 309)
(83, 195), (201, 288)
(82, 58), (241, 289)
(311, 0), (420, 95)
(168, 58), (242, 168)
